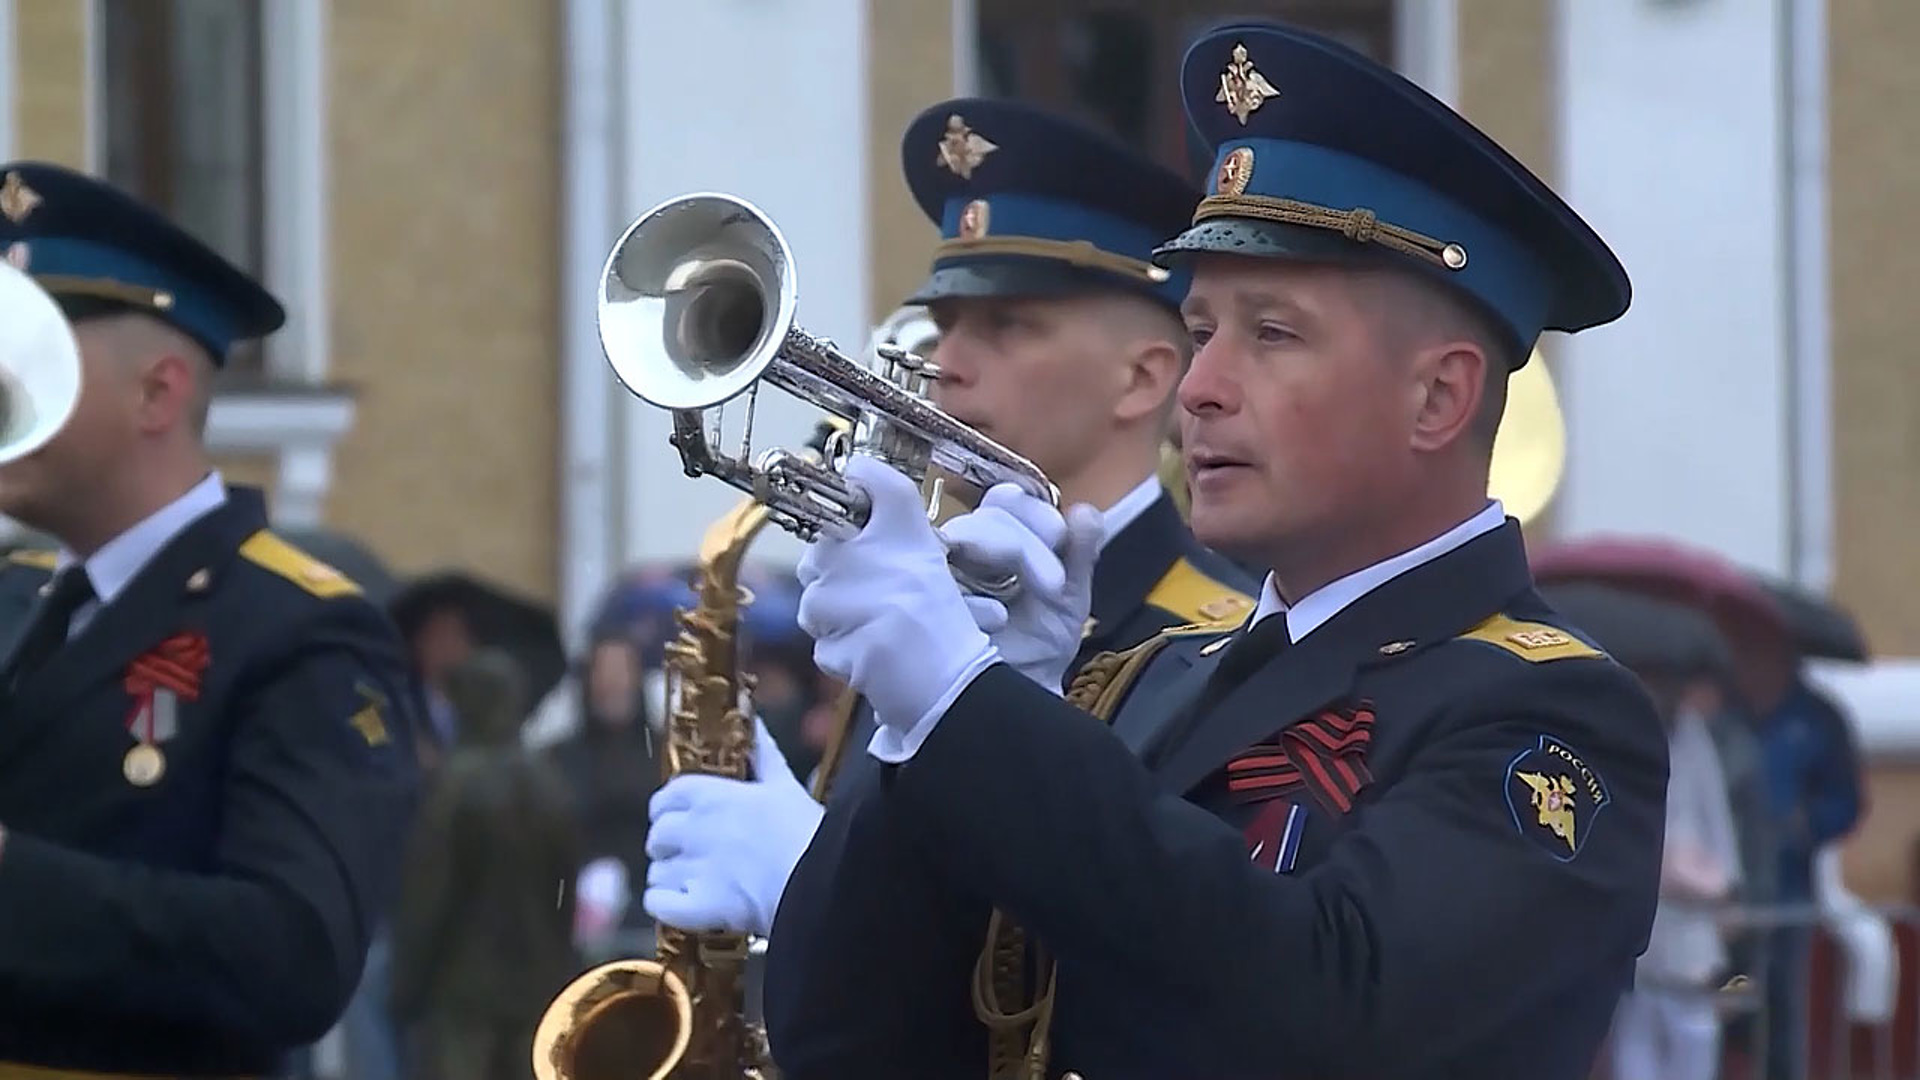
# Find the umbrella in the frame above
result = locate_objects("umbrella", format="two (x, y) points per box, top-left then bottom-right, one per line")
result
(277, 526), (401, 607)
(1537, 581), (1733, 677)
(1751, 574), (1870, 663)
(1530, 535), (1791, 647)
(389, 571), (568, 706)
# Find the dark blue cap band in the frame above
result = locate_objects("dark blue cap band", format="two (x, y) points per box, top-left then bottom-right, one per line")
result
(23, 237), (250, 357)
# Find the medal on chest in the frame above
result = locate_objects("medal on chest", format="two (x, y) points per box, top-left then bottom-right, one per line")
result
(121, 631), (211, 787)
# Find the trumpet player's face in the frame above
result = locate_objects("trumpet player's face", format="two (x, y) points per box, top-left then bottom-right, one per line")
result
(1177, 258), (1424, 568)
(1178, 255), (1496, 587)
(926, 295), (1173, 491)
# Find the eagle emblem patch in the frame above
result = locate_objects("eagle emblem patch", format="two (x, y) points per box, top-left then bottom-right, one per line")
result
(1505, 734), (1610, 861)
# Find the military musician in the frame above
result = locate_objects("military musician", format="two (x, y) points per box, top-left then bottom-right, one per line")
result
(641, 99), (1254, 942)
(766, 22), (1667, 1079)
(0, 163), (420, 1076)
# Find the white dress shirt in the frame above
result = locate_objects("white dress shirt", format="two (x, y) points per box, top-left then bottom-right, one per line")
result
(1247, 499), (1509, 644)
(52, 471), (229, 640)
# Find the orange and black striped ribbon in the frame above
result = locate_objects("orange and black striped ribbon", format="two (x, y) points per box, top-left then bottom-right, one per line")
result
(1224, 703), (1377, 814)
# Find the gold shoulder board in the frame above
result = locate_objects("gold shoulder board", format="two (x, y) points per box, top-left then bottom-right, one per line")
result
(5, 549), (57, 571)
(1458, 613), (1601, 662)
(1146, 558), (1256, 626)
(239, 530), (362, 599)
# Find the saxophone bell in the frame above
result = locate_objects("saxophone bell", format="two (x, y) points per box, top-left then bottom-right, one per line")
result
(531, 960), (694, 1080)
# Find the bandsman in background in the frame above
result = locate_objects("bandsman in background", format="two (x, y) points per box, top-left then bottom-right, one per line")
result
(640, 99), (1255, 953)
(768, 22), (1666, 1079)
(0, 163), (419, 1076)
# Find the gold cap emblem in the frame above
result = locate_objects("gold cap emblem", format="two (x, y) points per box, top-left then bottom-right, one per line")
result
(1217, 43), (1280, 126)
(1, 172), (41, 224)
(1215, 147), (1255, 197)
(937, 115), (998, 180)
(957, 199), (990, 240)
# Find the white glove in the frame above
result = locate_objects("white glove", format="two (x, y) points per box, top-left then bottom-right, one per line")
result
(796, 454), (997, 731)
(641, 716), (824, 937)
(941, 484), (1104, 692)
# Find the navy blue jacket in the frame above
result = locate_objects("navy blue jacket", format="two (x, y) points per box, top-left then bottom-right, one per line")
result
(767, 521), (1667, 1079)
(0, 488), (420, 1075)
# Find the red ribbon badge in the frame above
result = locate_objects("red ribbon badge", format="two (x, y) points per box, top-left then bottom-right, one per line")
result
(123, 631), (211, 743)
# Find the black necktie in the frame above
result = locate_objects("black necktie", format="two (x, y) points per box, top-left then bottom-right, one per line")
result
(11, 567), (95, 681)
(1148, 614), (1293, 767)
(1195, 614), (1291, 714)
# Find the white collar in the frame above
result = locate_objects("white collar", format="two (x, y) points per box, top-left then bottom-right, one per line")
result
(1096, 474), (1165, 552)
(1249, 499), (1509, 644)
(56, 472), (229, 604)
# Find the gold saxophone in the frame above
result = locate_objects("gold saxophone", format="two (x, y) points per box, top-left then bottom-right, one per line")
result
(532, 496), (780, 1080)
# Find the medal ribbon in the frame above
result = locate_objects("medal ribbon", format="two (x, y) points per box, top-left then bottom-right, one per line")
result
(123, 631), (210, 741)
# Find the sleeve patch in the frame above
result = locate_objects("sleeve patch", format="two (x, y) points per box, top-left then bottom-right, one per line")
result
(239, 530), (363, 599)
(348, 683), (391, 747)
(1459, 614), (1602, 662)
(1146, 558), (1256, 626)
(1504, 734), (1611, 861)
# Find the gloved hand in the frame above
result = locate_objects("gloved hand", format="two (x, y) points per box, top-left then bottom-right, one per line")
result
(940, 484), (1104, 693)
(796, 454), (998, 730)
(642, 716), (824, 937)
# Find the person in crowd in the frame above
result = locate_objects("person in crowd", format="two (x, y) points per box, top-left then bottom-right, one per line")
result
(389, 648), (583, 1080)
(546, 625), (664, 959)
(1722, 608), (1865, 1080)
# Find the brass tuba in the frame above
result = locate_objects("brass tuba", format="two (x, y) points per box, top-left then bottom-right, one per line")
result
(595, 191), (1056, 598)
(531, 497), (781, 1080)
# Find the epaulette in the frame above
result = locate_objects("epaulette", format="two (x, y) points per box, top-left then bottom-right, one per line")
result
(4, 548), (57, 572)
(238, 530), (362, 599)
(1145, 557), (1257, 626)
(1457, 613), (1603, 663)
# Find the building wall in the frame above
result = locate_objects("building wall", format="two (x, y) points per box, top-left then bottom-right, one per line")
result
(12, 1), (86, 169)
(867, 0), (952, 319)
(325, 0), (561, 603)
(1829, 0), (1920, 903)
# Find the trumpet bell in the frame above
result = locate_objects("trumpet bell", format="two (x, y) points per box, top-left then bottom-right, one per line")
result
(0, 262), (82, 466)
(599, 192), (800, 412)
(531, 959), (695, 1080)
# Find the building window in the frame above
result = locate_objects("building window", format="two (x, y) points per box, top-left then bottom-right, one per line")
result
(975, 1), (1397, 183)
(99, 0), (266, 372)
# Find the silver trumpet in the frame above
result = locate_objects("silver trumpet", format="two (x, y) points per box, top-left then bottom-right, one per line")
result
(597, 192), (1059, 598)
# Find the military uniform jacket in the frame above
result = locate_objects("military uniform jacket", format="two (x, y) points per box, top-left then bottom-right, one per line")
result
(765, 521), (1667, 1080)
(0, 488), (419, 1076)
(769, 488), (1254, 1068)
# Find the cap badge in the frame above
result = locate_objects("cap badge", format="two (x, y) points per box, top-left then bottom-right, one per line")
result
(957, 199), (990, 240)
(0, 171), (42, 224)
(1215, 147), (1255, 197)
(1217, 43), (1280, 126)
(937, 115), (998, 180)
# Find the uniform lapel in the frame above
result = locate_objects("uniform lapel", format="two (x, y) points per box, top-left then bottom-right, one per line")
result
(1149, 523), (1536, 796)
(1081, 491), (1184, 656)
(0, 491), (268, 760)
(1110, 628), (1228, 756)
